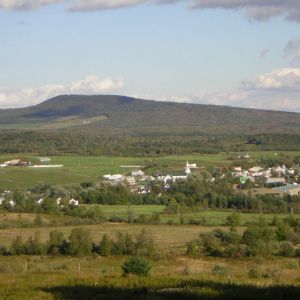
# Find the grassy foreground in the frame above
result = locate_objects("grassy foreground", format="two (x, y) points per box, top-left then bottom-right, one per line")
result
(0, 256), (299, 299)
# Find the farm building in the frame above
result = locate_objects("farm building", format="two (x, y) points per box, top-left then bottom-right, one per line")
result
(275, 185), (300, 196)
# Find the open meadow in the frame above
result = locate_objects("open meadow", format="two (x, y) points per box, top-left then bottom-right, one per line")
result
(0, 255), (299, 299)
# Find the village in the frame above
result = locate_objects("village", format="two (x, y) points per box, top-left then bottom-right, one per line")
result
(1, 154), (300, 209)
(103, 159), (300, 197)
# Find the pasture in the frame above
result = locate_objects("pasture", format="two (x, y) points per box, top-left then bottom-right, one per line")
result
(1, 151), (300, 190)
(0, 153), (230, 189)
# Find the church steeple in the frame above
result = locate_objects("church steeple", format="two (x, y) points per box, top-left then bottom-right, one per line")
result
(185, 161), (191, 175)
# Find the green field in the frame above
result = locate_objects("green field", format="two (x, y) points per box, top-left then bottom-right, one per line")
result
(0, 153), (231, 189)
(84, 205), (300, 225)
(0, 208), (299, 249)
(1, 151), (300, 190)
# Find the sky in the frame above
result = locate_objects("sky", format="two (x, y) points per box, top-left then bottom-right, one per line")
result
(0, 0), (300, 111)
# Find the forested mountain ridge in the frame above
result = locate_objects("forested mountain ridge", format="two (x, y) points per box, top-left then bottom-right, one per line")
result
(1, 95), (300, 156)
(0, 95), (300, 134)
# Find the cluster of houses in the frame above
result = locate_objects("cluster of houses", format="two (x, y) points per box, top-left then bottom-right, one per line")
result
(0, 192), (79, 208)
(36, 197), (79, 207)
(233, 164), (300, 196)
(103, 169), (155, 194)
(103, 162), (198, 194)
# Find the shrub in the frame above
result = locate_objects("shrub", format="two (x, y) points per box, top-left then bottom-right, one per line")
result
(68, 228), (93, 256)
(98, 234), (113, 256)
(122, 256), (151, 277)
(226, 213), (241, 228)
(10, 235), (26, 255)
(211, 265), (228, 276)
(280, 241), (295, 257)
(186, 240), (201, 257)
(33, 214), (43, 226)
(248, 267), (262, 279)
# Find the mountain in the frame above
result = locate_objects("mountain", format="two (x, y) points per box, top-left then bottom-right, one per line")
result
(0, 94), (300, 135)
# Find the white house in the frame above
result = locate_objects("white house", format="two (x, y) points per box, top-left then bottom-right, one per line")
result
(69, 199), (79, 206)
(37, 198), (44, 205)
(126, 176), (136, 186)
(9, 200), (16, 207)
(248, 166), (264, 177)
(103, 174), (125, 182)
(186, 161), (197, 169)
(39, 157), (51, 163)
(56, 198), (62, 205)
(131, 170), (145, 177)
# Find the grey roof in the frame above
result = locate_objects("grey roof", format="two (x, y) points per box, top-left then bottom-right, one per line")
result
(276, 185), (300, 192)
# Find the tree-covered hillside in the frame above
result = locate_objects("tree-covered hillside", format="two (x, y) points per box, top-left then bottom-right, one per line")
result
(0, 95), (300, 155)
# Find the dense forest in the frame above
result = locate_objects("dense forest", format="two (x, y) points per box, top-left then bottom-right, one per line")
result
(1, 130), (300, 156)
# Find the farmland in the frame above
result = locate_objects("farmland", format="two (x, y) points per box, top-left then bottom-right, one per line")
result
(0, 153), (231, 189)
(1, 151), (300, 189)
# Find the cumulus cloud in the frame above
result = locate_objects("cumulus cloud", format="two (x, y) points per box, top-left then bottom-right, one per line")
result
(190, 0), (300, 22)
(152, 68), (300, 112)
(0, 0), (178, 11)
(1, 0), (300, 22)
(0, 0), (62, 10)
(0, 75), (124, 108)
(242, 68), (300, 91)
(284, 38), (300, 66)
(204, 68), (300, 112)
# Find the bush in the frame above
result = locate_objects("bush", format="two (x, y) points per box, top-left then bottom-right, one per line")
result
(263, 266), (281, 279)
(211, 265), (228, 276)
(280, 241), (295, 257)
(98, 234), (113, 256)
(122, 256), (151, 277)
(248, 267), (262, 279)
(226, 213), (241, 228)
(186, 240), (201, 257)
(68, 228), (93, 256)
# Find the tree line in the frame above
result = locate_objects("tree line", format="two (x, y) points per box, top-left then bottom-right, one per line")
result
(0, 229), (155, 257)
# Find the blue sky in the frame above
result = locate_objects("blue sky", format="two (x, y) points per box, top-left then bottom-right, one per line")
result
(0, 0), (300, 111)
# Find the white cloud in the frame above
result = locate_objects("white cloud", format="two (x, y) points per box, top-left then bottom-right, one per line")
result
(0, 75), (124, 108)
(242, 68), (300, 90)
(190, 0), (300, 22)
(69, 0), (147, 11)
(0, 0), (62, 10)
(148, 68), (300, 112)
(1, 69), (300, 112)
(1, 0), (300, 23)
